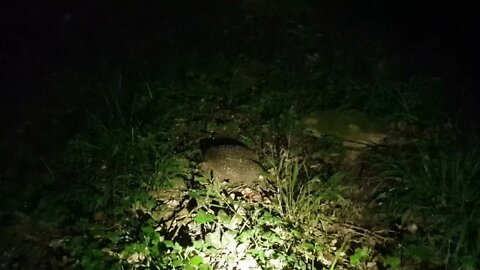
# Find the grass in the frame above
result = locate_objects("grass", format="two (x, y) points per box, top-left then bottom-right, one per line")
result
(267, 147), (348, 229)
(1, 2), (479, 270)
(371, 136), (480, 269)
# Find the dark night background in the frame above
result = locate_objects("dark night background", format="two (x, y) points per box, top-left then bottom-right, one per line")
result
(2, 1), (479, 131)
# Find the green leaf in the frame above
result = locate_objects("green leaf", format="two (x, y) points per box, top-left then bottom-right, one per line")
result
(105, 231), (122, 245)
(259, 211), (276, 225)
(193, 240), (206, 250)
(238, 229), (255, 242)
(350, 247), (370, 266)
(205, 229), (222, 248)
(172, 259), (183, 267)
(142, 226), (161, 245)
(262, 232), (283, 245)
(221, 230), (238, 249)
(185, 265), (196, 270)
(164, 240), (175, 248)
(226, 214), (244, 230)
(194, 210), (215, 224)
(217, 210), (231, 225)
(189, 255), (204, 265)
(199, 263), (211, 270)
(383, 256), (401, 269)
(300, 242), (315, 251)
(253, 249), (266, 260)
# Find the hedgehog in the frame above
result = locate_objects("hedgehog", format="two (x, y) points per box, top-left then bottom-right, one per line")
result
(200, 144), (265, 187)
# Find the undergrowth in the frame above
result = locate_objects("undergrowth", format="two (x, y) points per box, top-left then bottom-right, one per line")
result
(1, 2), (477, 269)
(371, 136), (480, 269)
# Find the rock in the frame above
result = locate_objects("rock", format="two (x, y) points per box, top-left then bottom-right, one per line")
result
(302, 110), (388, 177)
(302, 109), (387, 146)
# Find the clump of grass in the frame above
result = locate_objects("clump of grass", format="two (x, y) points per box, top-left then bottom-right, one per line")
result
(268, 148), (347, 228)
(377, 136), (480, 269)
